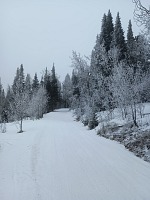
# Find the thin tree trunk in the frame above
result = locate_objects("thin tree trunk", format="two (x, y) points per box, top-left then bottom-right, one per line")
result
(19, 118), (23, 133)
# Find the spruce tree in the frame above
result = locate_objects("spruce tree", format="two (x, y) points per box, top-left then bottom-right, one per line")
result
(63, 74), (72, 108)
(12, 64), (25, 94)
(43, 65), (61, 112)
(99, 11), (114, 52)
(50, 63), (59, 111)
(105, 10), (114, 52)
(25, 74), (32, 97)
(113, 12), (126, 61)
(99, 13), (107, 46)
(127, 20), (136, 66)
(32, 73), (39, 93)
(0, 80), (6, 123)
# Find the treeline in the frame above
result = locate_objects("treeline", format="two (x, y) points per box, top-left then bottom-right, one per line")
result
(63, 11), (150, 129)
(0, 64), (62, 132)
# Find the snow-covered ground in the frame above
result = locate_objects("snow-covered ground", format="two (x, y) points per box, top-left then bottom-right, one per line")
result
(0, 109), (150, 200)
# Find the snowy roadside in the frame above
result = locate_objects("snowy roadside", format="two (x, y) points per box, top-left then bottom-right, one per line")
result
(94, 103), (150, 163)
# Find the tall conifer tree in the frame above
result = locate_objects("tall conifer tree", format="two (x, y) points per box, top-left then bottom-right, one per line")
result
(113, 12), (126, 61)
(106, 10), (114, 52)
(127, 20), (136, 65)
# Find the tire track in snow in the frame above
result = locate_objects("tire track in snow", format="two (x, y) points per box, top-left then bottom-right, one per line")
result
(31, 132), (43, 200)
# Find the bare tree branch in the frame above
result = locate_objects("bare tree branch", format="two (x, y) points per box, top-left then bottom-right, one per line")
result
(133, 0), (150, 37)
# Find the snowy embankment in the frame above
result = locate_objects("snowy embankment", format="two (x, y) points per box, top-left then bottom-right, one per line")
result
(0, 109), (150, 200)
(96, 103), (150, 162)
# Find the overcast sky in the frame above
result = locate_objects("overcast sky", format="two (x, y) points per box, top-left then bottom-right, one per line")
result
(0, 0), (149, 90)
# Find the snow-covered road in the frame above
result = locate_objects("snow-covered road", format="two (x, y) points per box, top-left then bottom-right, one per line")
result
(0, 109), (150, 200)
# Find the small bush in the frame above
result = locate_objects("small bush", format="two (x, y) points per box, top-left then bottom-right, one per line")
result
(88, 113), (98, 130)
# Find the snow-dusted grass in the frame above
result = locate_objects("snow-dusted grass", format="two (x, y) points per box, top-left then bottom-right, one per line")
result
(97, 103), (150, 129)
(0, 109), (150, 200)
(96, 103), (150, 162)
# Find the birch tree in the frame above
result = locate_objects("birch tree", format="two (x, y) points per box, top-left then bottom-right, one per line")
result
(110, 62), (145, 126)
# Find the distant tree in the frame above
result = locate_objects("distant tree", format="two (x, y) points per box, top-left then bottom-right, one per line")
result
(43, 65), (61, 112)
(50, 63), (59, 110)
(63, 74), (72, 107)
(27, 86), (47, 119)
(70, 69), (80, 110)
(0, 79), (6, 127)
(32, 73), (39, 93)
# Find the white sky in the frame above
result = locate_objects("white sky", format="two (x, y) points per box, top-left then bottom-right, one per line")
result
(0, 0), (149, 90)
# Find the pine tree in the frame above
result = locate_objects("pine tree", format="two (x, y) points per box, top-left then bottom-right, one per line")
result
(105, 10), (114, 52)
(99, 13), (107, 46)
(50, 63), (59, 111)
(43, 68), (51, 112)
(43, 65), (61, 112)
(0, 79), (6, 123)
(12, 64), (25, 94)
(112, 12), (126, 61)
(127, 20), (136, 66)
(91, 11), (114, 77)
(99, 11), (114, 52)
(63, 74), (72, 108)
(32, 73), (39, 93)
(25, 73), (32, 98)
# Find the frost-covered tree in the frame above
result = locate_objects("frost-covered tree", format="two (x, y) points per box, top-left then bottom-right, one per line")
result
(12, 64), (25, 94)
(135, 34), (150, 72)
(25, 73), (32, 98)
(12, 90), (30, 132)
(0, 80), (5, 118)
(65, 10), (150, 130)
(91, 10), (114, 77)
(11, 65), (29, 132)
(110, 63), (145, 126)
(0, 79), (6, 131)
(70, 52), (99, 128)
(62, 74), (72, 108)
(27, 86), (47, 119)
